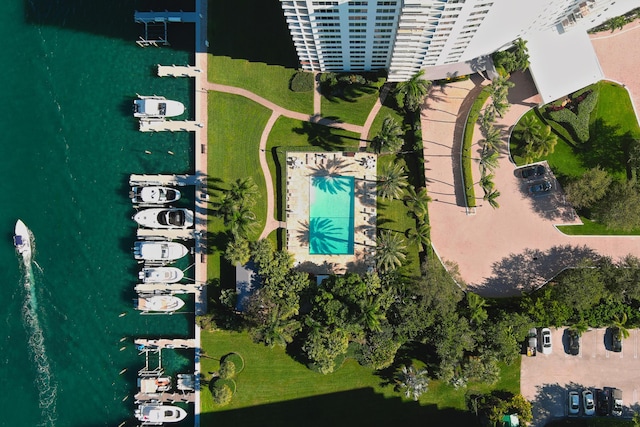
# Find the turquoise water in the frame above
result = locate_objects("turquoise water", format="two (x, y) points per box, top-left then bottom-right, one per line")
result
(309, 176), (355, 255)
(0, 1), (196, 425)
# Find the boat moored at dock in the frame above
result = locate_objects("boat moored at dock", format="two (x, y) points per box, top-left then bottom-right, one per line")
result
(139, 267), (184, 283)
(134, 208), (194, 229)
(133, 95), (185, 119)
(131, 186), (181, 206)
(136, 295), (185, 313)
(135, 404), (187, 424)
(133, 241), (188, 262)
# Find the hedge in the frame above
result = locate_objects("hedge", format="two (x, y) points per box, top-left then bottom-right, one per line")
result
(461, 86), (492, 208)
(222, 352), (245, 373)
(546, 89), (599, 143)
(290, 71), (315, 92)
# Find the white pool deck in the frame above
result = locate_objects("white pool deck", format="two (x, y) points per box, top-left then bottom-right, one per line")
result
(285, 151), (377, 274)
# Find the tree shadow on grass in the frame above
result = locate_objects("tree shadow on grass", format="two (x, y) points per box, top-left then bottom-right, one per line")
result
(294, 120), (359, 151)
(200, 387), (479, 427)
(578, 119), (634, 175)
(473, 245), (601, 297)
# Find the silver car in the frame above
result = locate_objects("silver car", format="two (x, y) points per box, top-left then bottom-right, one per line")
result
(568, 391), (579, 415)
(541, 328), (552, 354)
(583, 390), (595, 416)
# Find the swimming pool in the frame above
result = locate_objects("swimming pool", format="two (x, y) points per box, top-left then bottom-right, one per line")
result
(309, 176), (355, 255)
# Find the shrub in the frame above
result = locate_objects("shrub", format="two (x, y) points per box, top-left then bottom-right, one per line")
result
(290, 71), (315, 92)
(211, 379), (236, 406)
(546, 89), (598, 143)
(219, 359), (236, 379)
(222, 352), (245, 373)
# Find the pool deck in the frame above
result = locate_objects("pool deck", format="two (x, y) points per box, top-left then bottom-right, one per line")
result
(286, 152), (377, 274)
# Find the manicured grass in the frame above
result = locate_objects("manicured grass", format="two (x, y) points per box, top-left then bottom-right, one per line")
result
(321, 77), (386, 126)
(206, 92), (272, 278)
(367, 104), (405, 142)
(208, 56), (314, 115)
(557, 216), (640, 235)
(376, 155), (422, 278)
(200, 330), (517, 426)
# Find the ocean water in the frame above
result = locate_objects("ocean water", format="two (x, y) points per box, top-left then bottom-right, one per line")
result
(0, 1), (196, 425)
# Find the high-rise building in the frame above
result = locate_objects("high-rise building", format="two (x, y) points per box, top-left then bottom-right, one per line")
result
(280, 0), (637, 102)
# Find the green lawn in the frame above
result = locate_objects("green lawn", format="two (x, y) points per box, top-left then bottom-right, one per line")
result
(557, 216), (640, 235)
(200, 330), (519, 426)
(321, 77), (386, 126)
(367, 104), (405, 142)
(206, 92), (272, 278)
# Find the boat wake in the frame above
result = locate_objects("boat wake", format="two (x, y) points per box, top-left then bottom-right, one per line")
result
(18, 231), (57, 427)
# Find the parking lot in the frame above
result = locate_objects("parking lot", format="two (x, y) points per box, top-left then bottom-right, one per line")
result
(521, 328), (640, 426)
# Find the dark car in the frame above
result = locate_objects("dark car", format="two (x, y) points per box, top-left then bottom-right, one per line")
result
(528, 180), (552, 195)
(612, 328), (622, 352)
(568, 329), (580, 355)
(520, 165), (546, 180)
(597, 388), (611, 416)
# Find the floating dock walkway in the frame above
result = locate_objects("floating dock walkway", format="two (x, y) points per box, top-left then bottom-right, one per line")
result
(135, 283), (201, 295)
(136, 338), (197, 349)
(135, 390), (196, 404)
(136, 228), (196, 241)
(139, 119), (202, 132)
(130, 174), (202, 186)
(158, 65), (202, 78)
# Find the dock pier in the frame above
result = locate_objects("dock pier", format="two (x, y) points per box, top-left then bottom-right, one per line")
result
(136, 338), (197, 350)
(136, 228), (196, 241)
(129, 174), (202, 187)
(157, 64), (202, 78)
(135, 283), (201, 295)
(139, 119), (201, 132)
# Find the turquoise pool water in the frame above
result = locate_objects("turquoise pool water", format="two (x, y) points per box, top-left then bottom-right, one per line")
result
(309, 176), (355, 255)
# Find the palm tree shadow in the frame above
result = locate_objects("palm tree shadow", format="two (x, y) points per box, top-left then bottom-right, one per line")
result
(293, 121), (356, 151)
(297, 218), (348, 254)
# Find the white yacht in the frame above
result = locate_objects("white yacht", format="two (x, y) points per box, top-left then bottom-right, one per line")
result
(135, 404), (188, 424)
(13, 220), (31, 261)
(136, 295), (185, 313)
(133, 208), (194, 229)
(133, 95), (185, 119)
(139, 267), (184, 283)
(133, 241), (188, 262)
(130, 186), (181, 206)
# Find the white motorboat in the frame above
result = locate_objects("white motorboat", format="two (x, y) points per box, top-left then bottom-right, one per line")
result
(133, 208), (194, 229)
(133, 241), (188, 262)
(14, 220), (32, 261)
(130, 186), (181, 206)
(135, 404), (187, 423)
(133, 95), (185, 119)
(136, 295), (185, 313)
(139, 267), (184, 283)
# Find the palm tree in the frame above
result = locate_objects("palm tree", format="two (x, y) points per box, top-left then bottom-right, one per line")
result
(224, 236), (251, 266)
(394, 70), (431, 113)
(404, 185), (431, 219)
(479, 109), (495, 134)
(612, 313), (630, 340)
(513, 37), (530, 71)
(377, 163), (409, 200)
(376, 230), (407, 272)
(406, 223), (431, 251)
(483, 188), (501, 209)
(481, 126), (502, 152)
(372, 116), (404, 153)
(479, 147), (500, 172)
(479, 172), (495, 193)
(395, 365), (429, 401)
(519, 115), (541, 144)
(358, 296), (385, 332)
(608, 16), (627, 33)
(256, 311), (301, 348)
(466, 292), (488, 325)
(228, 206), (257, 238)
(533, 125), (558, 158)
(229, 177), (258, 207)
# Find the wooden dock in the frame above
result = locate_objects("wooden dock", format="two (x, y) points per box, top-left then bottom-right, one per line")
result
(129, 174), (201, 186)
(135, 391), (196, 404)
(139, 119), (202, 132)
(135, 338), (197, 349)
(135, 283), (201, 295)
(158, 64), (202, 78)
(136, 228), (196, 241)
(134, 10), (198, 23)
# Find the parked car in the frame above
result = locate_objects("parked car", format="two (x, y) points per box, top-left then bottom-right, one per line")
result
(612, 327), (623, 352)
(568, 329), (580, 355)
(520, 164), (546, 180)
(612, 388), (623, 416)
(583, 389), (595, 416)
(541, 328), (552, 354)
(568, 391), (580, 415)
(597, 388), (610, 416)
(526, 328), (538, 356)
(528, 180), (552, 195)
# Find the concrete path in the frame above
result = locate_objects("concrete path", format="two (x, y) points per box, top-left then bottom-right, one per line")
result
(360, 83), (392, 148)
(423, 71), (640, 297)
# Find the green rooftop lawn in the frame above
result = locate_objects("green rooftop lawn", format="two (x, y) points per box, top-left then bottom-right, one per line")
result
(199, 330), (519, 426)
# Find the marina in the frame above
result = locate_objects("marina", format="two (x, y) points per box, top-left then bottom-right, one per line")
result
(158, 65), (203, 78)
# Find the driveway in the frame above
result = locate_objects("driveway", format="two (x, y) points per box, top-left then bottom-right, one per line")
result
(422, 70), (640, 296)
(521, 328), (640, 426)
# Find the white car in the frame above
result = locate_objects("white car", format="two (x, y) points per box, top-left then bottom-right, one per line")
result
(568, 391), (580, 415)
(583, 389), (595, 416)
(541, 328), (552, 354)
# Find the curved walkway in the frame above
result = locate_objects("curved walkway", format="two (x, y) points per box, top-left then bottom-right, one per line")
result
(423, 71), (640, 297)
(201, 81), (375, 239)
